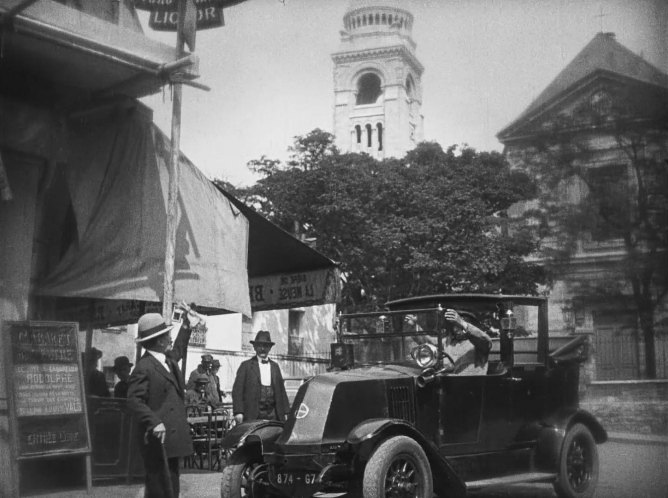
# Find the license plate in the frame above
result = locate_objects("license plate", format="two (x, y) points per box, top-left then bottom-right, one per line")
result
(269, 470), (320, 493)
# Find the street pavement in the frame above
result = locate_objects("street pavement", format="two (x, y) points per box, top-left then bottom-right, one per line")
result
(30, 433), (668, 498)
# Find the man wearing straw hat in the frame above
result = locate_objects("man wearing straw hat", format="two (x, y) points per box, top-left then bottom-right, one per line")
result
(127, 310), (196, 498)
(232, 330), (290, 424)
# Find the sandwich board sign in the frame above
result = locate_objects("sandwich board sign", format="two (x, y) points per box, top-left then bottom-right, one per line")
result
(3, 321), (92, 491)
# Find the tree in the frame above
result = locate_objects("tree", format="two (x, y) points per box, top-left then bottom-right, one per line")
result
(517, 86), (668, 378)
(236, 133), (545, 312)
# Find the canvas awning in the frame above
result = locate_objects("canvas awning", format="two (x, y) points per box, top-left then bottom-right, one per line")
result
(219, 191), (340, 312)
(35, 111), (251, 317)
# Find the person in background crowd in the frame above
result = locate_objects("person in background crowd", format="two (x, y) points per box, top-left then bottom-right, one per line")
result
(112, 355), (133, 398)
(187, 354), (221, 405)
(232, 331), (290, 424)
(185, 374), (217, 411)
(126, 308), (197, 498)
(211, 359), (226, 401)
(86, 347), (110, 397)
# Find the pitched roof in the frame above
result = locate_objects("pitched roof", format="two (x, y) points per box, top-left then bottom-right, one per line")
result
(498, 32), (668, 139)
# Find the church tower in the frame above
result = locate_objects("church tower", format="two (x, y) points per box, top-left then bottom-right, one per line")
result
(332, 0), (424, 159)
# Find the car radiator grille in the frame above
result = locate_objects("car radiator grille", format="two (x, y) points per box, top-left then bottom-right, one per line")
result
(387, 384), (415, 423)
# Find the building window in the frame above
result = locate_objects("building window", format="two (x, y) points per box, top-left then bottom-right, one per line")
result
(355, 125), (362, 144)
(366, 123), (372, 148)
(406, 75), (415, 100)
(377, 123), (383, 151)
(586, 164), (629, 241)
(288, 309), (304, 356)
(356, 73), (382, 105)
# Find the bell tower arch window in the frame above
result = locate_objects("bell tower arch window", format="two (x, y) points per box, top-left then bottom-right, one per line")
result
(376, 123), (383, 151)
(406, 75), (415, 100)
(356, 73), (382, 105)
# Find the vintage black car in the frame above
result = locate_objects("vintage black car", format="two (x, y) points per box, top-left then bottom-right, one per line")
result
(221, 294), (606, 498)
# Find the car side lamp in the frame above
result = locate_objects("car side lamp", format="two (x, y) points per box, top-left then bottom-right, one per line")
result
(498, 301), (517, 368)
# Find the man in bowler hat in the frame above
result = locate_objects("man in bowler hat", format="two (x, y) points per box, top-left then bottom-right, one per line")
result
(187, 353), (221, 405)
(112, 355), (133, 398)
(126, 311), (194, 498)
(232, 331), (290, 424)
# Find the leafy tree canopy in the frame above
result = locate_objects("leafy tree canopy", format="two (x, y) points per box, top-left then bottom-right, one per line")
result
(225, 130), (544, 311)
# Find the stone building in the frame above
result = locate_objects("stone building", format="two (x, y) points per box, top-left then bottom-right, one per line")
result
(498, 32), (668, 433)
(332, 0), (424, 159)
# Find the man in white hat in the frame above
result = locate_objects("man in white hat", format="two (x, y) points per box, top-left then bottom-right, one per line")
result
(126, 310), (195, 498)
(232, 330), (290, 424)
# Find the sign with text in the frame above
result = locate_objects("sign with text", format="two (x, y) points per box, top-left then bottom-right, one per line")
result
(248, 268), (340, 312)
(149, 4), (224, 31)
(134, 0), (247, 32)
(54, 299), (161, 328)
(4, 322), (91, 458)
(135, 0), (224, 11)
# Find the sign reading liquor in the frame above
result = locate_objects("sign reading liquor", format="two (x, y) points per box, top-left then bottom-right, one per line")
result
(134, 0), (247, 31)
(248, 268), (341, 312)
(3, 322), (91, 457)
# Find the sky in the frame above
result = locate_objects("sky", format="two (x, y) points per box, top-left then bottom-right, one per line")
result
(137, 0), (667, 187)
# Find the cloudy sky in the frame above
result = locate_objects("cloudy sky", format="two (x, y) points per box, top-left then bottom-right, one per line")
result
(138, 0), (667, 187)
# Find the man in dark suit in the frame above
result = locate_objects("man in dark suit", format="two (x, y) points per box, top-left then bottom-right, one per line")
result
(112, 355), (133, 398)
(127, 312), (194, 498)
(86, 347), (110, 397)
(232, 330), (290, 424)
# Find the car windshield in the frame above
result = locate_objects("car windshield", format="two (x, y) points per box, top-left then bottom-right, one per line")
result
(337, 298), (542, 366)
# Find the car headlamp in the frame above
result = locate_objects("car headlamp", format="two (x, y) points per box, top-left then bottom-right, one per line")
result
(412, 343), (438, 369)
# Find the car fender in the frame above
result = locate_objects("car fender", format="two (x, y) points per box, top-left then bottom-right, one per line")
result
(221, 419), (284, 454)
(346, 418), (466, 498)
(534, 407), (608, 471)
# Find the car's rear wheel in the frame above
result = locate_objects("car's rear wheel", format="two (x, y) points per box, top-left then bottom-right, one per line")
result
(554, 423), (599, 498)
(363, 435), (433, 498)
(221, 447), (270, 498)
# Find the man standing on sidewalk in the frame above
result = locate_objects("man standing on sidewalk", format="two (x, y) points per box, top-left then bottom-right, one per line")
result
(232, 330), (290, 423)
(127, 311), (194, 498)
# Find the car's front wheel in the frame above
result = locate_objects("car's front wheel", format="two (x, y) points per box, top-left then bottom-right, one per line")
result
(363, 435), (433, 498)
(554, 423), (599, 498)
(221, 447), (270, 498)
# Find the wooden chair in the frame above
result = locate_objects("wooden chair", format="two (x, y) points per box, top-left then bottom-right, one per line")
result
(184, 404), (209, 469)
(210, 405), (234, 470)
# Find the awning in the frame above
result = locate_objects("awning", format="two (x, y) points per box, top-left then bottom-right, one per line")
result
(0, 0), (197, 102)
(35, 111), (251, 317)
(219, 191), (341, 311)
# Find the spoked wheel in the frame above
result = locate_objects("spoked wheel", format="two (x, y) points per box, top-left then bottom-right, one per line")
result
(221, 447), (271, 498)
(363, 435), (433, 498)
(554, 423), (599, 498)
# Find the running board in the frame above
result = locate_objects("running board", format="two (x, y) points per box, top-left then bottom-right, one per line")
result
(466, 472), (556, 489)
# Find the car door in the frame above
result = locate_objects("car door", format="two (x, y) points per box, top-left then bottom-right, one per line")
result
(436, 374), (485, 451)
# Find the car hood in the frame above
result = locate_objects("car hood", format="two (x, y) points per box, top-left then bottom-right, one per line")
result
(276, 364), (420, 450)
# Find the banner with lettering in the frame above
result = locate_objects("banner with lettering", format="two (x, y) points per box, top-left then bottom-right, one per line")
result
(134, 0), (248, 32)
(3, 322), (91, 457)
(248, 268), (341, 312)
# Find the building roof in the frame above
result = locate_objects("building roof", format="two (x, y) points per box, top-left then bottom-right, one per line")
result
(498, 32), (668, 140)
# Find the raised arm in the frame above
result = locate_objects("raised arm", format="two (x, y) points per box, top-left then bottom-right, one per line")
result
(444, 309), (492, 354)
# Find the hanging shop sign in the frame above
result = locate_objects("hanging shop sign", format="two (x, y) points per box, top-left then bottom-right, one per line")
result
(248, 268), (340, 312)
(134, 0), (247, 32)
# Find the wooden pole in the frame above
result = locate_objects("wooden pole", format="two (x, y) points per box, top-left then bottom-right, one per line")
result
(162, 0), (191, 322)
